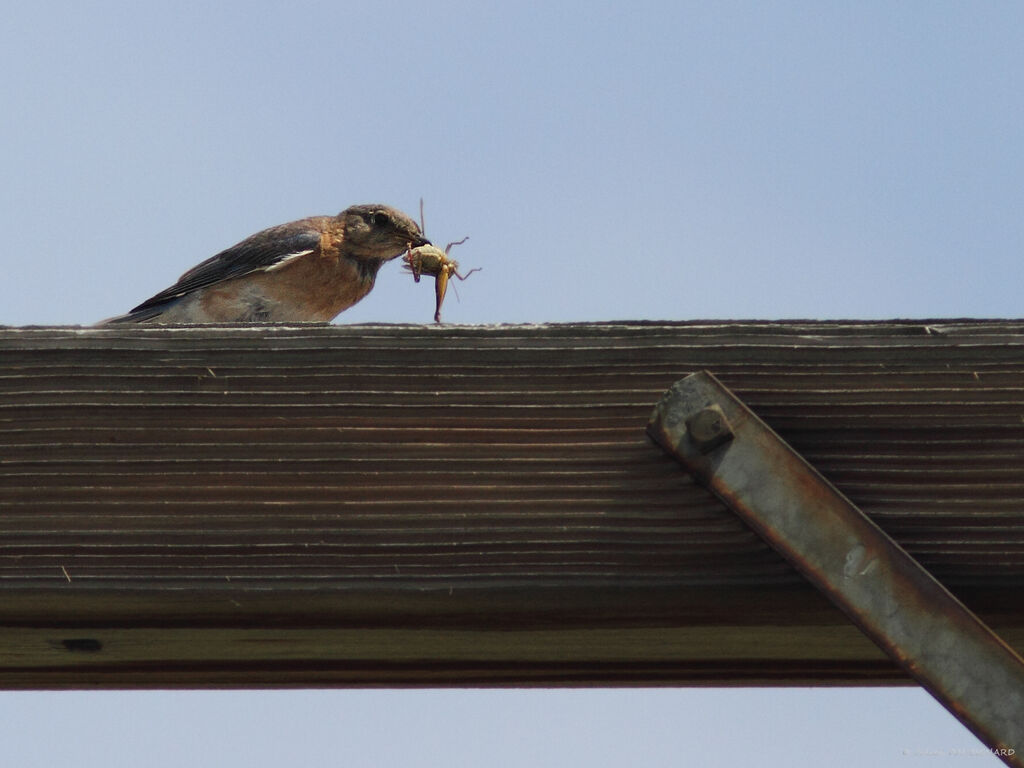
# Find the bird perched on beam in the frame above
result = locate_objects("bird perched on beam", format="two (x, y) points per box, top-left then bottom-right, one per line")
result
(104, 204), (428, 323)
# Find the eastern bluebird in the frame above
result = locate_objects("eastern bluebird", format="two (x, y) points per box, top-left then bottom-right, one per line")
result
(103, 204), (428, 323)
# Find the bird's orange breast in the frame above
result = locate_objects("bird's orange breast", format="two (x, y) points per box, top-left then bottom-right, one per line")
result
(198, 232), (376, 322)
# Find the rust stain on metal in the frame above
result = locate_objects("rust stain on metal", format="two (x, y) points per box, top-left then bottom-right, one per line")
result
(649, 371), (1024, 766)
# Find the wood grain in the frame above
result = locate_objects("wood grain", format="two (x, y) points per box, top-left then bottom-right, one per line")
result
(1, 321), (1022, 686)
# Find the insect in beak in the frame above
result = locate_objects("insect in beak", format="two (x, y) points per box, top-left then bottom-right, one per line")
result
(402, 201), (480, 323)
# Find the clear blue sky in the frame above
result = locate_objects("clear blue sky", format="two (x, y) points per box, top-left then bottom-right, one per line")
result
(0, 1), (1018, 765)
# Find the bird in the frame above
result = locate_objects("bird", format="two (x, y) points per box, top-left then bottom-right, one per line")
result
(103, 203), (428, 323)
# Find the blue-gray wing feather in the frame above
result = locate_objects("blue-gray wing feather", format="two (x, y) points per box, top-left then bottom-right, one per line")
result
(125, 220), (325, 316)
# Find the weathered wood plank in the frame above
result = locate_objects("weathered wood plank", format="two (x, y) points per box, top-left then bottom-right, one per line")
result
(1, 321), (1022, 686)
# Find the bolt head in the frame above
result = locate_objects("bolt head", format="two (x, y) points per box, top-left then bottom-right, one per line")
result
(686, 405), (733, 453)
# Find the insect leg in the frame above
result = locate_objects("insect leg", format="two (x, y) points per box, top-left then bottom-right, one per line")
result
(453, 267), (481, 281)
(444, 236), (469, 256)
(434, 266), (451, 323)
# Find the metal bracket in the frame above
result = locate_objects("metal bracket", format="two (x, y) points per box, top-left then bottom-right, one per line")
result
(648, 371), (1024, 766)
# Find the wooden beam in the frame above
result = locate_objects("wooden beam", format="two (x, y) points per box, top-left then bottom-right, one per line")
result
(1, 321), (1023, 687)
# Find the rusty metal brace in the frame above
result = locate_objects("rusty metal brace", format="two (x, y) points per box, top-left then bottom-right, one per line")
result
(648, 371), (1024, 767)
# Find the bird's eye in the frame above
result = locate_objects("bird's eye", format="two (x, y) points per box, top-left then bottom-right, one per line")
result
(372, 212), (390, 227)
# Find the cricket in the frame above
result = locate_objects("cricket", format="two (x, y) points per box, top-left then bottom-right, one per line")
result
(403, 200), (480, 323)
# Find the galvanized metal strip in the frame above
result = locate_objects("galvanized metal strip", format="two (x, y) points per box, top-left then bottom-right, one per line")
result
(647, 371), (1024, 766)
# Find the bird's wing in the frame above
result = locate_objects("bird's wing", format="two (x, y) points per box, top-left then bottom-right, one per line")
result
(126, 219), (326, 315)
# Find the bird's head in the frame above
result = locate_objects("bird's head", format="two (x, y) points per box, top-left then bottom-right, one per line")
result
(339, 204), (429, 261)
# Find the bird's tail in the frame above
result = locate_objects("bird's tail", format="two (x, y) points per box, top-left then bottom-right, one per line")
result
(96, 305), (169, 324)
